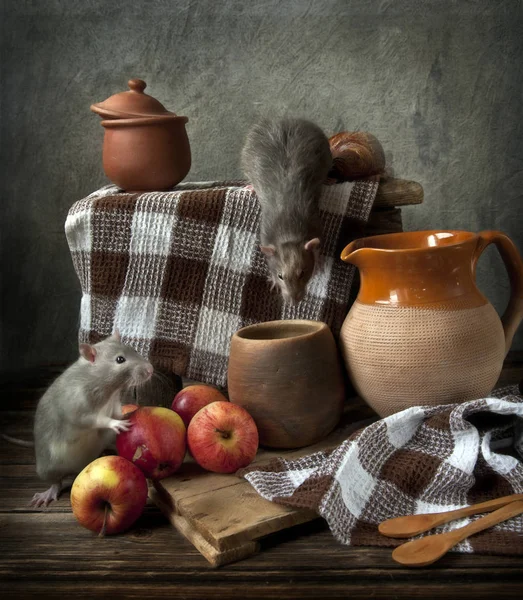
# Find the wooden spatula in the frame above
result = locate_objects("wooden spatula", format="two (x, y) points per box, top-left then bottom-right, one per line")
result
(379, 493), (523, 538)
(391, 499), (523, 567)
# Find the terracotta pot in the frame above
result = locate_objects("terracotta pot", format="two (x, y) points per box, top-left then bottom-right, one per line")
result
(340, 230), (523, 417)
(91, 79), (191, 191)
(227, 320), (345, 449)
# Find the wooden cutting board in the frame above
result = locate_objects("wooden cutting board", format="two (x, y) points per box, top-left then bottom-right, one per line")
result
(150, 402), (375, 567)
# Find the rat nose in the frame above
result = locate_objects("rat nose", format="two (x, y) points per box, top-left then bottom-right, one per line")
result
(146, 364), (154, 376)
(288, 292), (304, 305)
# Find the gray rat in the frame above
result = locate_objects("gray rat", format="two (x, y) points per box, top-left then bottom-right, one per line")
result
(241, 117), (333, 304)
(24, 332), (153, 507)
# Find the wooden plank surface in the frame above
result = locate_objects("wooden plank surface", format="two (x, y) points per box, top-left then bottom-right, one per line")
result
(150, 486), (260, 567)
(172, 482), (316, 551)
(1, 365), (522, 598)
(2, 510), (522, 599)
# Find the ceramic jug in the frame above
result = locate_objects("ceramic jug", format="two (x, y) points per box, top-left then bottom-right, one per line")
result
(340, 230), (523, 417)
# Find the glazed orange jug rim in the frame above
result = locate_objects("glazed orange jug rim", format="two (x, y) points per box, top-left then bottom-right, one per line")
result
(341, 230), (481, 261)
(234, 319), (327, 342)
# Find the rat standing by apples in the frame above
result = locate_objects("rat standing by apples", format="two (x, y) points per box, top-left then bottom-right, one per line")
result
(241, 117), (333, 304)
(4, 333), (154, 507)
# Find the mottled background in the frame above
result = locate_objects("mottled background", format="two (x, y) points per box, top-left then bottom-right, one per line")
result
(1, 0), (522, 377)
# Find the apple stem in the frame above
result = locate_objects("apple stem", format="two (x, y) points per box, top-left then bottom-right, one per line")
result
(99, 503), (109, 538)
(215, 428), (230, 439)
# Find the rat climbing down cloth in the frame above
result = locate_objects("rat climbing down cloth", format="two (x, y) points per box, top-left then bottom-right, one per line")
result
(240, 386), (523, 556)
(65, 179), (378, 388)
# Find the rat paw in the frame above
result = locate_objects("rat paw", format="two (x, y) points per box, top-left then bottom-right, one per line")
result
(30, 484), (60, 508)
(110, 419), (133, 434)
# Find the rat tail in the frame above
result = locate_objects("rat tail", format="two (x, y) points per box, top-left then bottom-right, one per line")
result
(1, 433), (35, 447)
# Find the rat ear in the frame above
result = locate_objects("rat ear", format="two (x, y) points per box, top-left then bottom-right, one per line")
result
(260, 244), (276, 257)
(111, 329), (121, 342)
(304, 238), (320, 252)
(79, 343), (97, 363)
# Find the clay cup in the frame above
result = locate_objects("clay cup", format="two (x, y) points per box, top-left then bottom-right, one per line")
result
(227, 320), (345, 449)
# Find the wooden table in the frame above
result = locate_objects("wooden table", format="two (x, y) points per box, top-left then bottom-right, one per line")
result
(1, 360), (522, 599)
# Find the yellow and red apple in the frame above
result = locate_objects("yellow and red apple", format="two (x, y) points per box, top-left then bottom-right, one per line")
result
(71, 455), (148, 535)
(121, 403), (139, 415)
(116, 406), (186, 480)
(187, 401), (259, 473)
(171, 384), (228, 427)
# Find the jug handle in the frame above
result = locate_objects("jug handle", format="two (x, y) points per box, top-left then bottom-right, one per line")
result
(473, 231), (523, 356)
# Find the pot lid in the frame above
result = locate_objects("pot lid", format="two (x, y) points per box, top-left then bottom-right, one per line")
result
(90, 79), (176, 119)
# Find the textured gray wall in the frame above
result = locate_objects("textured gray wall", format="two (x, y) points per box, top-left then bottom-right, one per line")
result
(1, 0), (522, 377)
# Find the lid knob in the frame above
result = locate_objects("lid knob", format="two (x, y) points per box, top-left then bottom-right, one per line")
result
(128, 79), (147, 93)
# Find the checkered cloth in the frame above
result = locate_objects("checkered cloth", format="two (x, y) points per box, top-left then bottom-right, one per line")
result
(240, 386), (523, 555)
(65, 179), (378, 387)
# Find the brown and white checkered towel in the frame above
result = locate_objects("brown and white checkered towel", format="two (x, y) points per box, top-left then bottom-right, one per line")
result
(65, 179), (378, 387)
(240, 386), (523, 555)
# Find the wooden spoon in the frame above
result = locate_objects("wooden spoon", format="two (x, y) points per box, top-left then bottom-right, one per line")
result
(379, 493), (523, 538)
(391, 499), (523, 567)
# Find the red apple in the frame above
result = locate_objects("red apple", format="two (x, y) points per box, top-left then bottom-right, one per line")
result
(116, 406), (186, 480)
(121, 403), (139, 415)
(187, 401), (259, 473)
(171, 384), (228, 427)
(70, 455), (148, 535)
